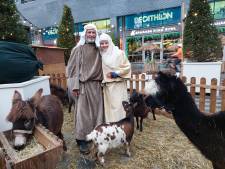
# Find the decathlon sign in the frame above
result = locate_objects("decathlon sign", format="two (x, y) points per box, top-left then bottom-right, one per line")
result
(125, 6), (181, 30)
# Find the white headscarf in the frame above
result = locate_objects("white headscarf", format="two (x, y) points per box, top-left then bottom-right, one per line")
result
(99, 33), (121, 69)
(75, 23), (100, 48)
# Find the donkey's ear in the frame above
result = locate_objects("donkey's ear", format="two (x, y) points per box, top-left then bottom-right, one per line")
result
(13, 90), (22, 101)
(30, 88), (43, 107)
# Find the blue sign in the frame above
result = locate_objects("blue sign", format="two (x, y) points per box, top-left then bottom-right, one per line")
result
(42, 27), (58, 40)
(125, 6), (181, 30)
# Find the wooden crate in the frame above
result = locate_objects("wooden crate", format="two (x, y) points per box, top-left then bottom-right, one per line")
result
(0, 125), (63, 169)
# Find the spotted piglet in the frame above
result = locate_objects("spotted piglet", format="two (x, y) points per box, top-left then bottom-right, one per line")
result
(86, 101), (136, 165)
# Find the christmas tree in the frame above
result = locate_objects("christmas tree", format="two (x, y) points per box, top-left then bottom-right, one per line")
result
(57, 5), (75, 65)
(0, 0), (29, 44)
(183, 0), (222, 62)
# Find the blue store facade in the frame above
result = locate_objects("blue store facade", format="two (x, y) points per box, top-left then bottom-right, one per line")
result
(16, 0), (225, 63)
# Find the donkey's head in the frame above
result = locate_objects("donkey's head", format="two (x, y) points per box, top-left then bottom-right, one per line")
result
(7, 88), (43, 149)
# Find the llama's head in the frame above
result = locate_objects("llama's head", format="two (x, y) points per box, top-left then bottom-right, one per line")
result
(7, 89), (43, 149)
(144, 72), (187, 111)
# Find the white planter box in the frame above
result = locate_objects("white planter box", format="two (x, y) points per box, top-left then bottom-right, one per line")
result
(183, 62), (222, 93)
(0, 76), (50, 132)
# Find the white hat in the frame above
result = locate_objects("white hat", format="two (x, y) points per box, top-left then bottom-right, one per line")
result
(75, 23), (100, 48)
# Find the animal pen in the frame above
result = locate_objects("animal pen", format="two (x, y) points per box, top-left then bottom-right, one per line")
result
(45, 72), (225, 114)
(32, 72), (225, 169)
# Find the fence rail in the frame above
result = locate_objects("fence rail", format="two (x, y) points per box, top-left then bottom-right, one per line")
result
(43, 73), (225, 113)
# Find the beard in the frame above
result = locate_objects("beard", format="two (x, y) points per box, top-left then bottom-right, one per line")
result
(86, 38), (95, 43)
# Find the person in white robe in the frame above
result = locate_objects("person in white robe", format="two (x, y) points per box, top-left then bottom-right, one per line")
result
(99, 33), (131, 123)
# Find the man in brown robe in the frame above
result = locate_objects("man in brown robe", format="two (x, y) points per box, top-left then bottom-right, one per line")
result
(67, 24), (103, 154)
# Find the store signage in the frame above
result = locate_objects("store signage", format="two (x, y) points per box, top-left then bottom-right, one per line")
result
(214, 19), (225, 26)
(135, 11), (173, 24)
(125, 6), (181, 30)
(42, 27), (58, 40)
(209, 1), (225, 20)
(76, 19), (111, 34)
(129, 25), (179, 36)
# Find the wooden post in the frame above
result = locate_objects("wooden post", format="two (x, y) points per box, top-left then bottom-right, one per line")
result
(199, 78), (206, 112)
(57, 73), (61, 87)
(210, 78), (217, 113)
(52, 74), (56, 85)
(190, 77), (196, 98)
(221, 79), (225, 111)
(141, 74), (145, 94)
(181, 76), (186, 83)
(135, 74), (139, 93)
(61, 73), (67, 90)
(129, 74), (133, 95)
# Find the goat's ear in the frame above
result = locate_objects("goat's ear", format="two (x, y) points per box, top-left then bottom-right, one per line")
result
(13, 90), (22, 102)
(30, 88), (43, 107)
(122, 101), (128, 107)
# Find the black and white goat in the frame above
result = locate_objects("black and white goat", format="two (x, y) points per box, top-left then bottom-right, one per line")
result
(86, 101), (135, 165)
(130, 91), (156, 132)
(144, 72), (225, 169)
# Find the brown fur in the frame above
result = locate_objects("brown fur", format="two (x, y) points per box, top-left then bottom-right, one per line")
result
(7, 88), (66, 151)
(7, 91), (36, 122)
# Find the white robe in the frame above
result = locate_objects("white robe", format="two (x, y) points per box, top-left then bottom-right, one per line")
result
(100, 33), (131, 123)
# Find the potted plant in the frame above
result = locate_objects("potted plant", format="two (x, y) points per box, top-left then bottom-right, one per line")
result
(182, 0), (223, 88)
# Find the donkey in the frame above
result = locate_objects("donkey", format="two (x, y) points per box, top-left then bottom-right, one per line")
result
(7, 88), (67, 151)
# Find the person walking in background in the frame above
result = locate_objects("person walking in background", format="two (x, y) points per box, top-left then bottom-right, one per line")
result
(170, 43), (183, 72)
(99, 33), (131, 123)
(66, 24), (104, 154)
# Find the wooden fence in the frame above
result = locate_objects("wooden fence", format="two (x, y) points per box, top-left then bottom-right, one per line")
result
(40, 73), (67, 90)
(128, 74), (225, 113)
(43, 73), (225, 113)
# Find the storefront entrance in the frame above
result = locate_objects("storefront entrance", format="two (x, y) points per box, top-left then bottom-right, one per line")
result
(126, 30), (181, 64)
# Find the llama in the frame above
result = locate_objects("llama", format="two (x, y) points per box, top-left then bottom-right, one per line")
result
(86, 101), (135, 165)
(7, 88), (67, 151)
(130, 91), (156, 131)
(144, 72), (225, 169)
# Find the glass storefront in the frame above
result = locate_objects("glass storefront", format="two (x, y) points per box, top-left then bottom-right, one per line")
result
(209, 0), (225, 20)
(75, 19), (111, 35)
(119, 6), (182, 63)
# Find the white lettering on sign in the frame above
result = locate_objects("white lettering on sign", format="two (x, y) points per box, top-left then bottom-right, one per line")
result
(130, 26), (178, 36)
(45, 28), (58, 36)
(135, 12), (174, 24)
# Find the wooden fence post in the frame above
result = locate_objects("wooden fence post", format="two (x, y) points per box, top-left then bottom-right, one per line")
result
(56, 73), (61, 86)
(135, 74), (139, 93)
(199, 78), (206, 112)
(51, 74), (56, 85)
(190, 77), (196, 98)
(221, 79), (225, 111)
(210, 78), (217, 113)
(181, 76), (186, 83)
(61, 73), (67, 90)
(129, 74), (133, 95)
(141, 74), (145, 94)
